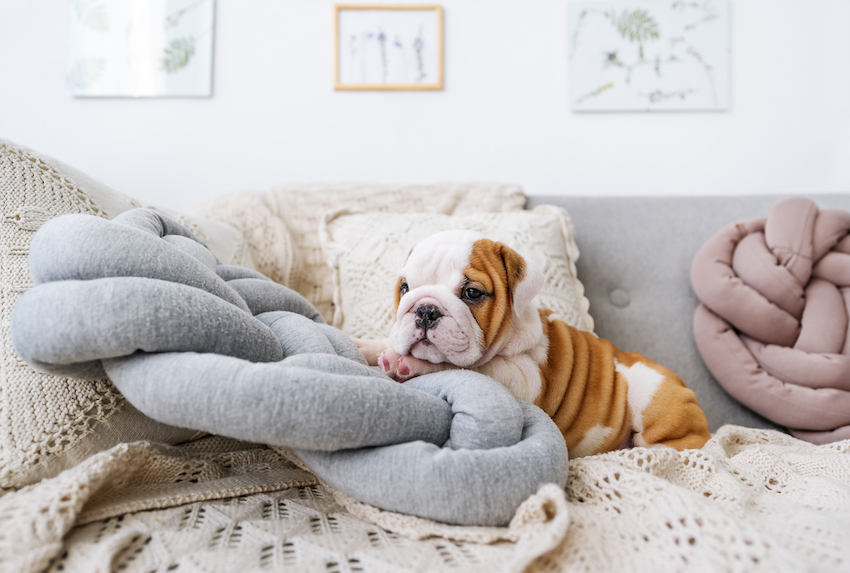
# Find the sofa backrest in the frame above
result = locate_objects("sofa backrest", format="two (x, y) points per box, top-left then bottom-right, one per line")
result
(528, 194), (850, 433)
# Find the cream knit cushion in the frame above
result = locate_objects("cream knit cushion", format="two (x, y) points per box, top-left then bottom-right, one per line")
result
(319, 205), (594, 339)
(0, 139), (253, 491)
(190, 183), (527, 323)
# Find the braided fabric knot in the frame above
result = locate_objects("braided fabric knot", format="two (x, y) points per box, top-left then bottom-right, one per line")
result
(691, 197), (850, 444)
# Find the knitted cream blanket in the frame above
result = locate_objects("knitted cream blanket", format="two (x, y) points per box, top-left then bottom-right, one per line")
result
(2, 426), (848, 573)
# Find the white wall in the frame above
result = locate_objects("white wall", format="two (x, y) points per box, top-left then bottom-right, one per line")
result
(1, 0), (848, 210)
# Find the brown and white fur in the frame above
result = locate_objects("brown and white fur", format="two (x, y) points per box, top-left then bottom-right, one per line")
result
(356, 230), (711, 458)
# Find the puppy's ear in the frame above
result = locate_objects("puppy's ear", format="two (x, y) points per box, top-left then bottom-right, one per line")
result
(393, 276), (404, 313)
(393, 249), (413, 314)
(501, 245), (544, 316)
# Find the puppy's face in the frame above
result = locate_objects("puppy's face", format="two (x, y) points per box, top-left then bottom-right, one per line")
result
(389, 230), (543, 367)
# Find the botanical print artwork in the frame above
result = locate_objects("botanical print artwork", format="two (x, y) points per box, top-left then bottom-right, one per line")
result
(569, 0), (729, 111)
(67, 0), (215, 97)
(336, 7), (443, 90)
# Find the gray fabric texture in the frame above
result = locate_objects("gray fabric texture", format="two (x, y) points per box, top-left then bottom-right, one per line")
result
(299, 374), (566, 526)
(102, 351), (454, 451)
(11, 209), (568, 526)
(528, 194), (850, 434)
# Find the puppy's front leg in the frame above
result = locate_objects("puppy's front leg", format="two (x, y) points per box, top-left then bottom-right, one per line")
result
(351, 338), (454, 382)
(352, 337), (391, 366)
(378, 348), (456, 382)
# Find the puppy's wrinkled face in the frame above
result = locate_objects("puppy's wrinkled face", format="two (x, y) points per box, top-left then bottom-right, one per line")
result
(389, 230), (542, 367)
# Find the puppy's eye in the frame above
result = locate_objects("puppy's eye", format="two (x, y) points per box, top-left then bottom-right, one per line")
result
(463, 287), (484, 301)
(400, 282), (409, 295)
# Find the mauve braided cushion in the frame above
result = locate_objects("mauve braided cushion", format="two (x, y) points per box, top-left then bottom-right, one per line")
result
(691, 197), (850, 444)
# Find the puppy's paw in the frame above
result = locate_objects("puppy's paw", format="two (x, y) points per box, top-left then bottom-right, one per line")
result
(378, 349), (413, 382)
(378, 349), (438, 382)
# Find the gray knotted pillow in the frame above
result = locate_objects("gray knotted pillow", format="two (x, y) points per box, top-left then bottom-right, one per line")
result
(11, 209), (568, 526)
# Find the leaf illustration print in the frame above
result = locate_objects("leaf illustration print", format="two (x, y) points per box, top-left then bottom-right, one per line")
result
(72, 0), (108, 31)
(165, 0), (207, 29)
(617, 9), (659, 59)
(161, 36), (196, 73)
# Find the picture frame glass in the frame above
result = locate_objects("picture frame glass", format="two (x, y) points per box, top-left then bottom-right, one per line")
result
(569, 0), (729, 111)
(336, 6), (443, 90)
(67, 0), (215, 98)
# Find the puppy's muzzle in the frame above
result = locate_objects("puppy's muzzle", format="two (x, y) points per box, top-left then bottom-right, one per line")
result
(415, 304), (442, 331)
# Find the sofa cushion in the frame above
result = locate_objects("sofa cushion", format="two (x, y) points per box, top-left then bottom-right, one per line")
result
(0, 138), (252, 491)
(189, 183), (527, 323)
(318, 205), (595, 339)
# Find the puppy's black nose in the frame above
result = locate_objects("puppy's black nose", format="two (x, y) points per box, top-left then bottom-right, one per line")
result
(415, 304), (442, 331)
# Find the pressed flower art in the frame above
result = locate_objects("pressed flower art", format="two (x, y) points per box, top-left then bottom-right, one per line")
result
(335, 5), (443, 91)
(569, 0), (729, 111)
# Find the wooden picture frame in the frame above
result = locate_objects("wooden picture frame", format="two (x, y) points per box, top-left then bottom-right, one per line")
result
(334, 5), (444, 91)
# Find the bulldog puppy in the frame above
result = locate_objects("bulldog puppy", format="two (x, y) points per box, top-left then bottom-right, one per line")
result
(356, 230), (711, 457)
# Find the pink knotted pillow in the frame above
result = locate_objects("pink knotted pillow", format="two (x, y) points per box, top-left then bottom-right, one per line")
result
(691, 197), (850, 444)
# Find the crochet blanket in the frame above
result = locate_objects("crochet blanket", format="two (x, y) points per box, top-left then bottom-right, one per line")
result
(10, 209), (567, 527)
(2, 426), (849, 572)
(691, 197), (850, 443)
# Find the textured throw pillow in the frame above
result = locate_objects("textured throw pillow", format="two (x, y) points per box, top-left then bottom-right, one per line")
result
(0, 138), (252, 491)
(319, 205), (594, 339)
(190, 183), (527, 323)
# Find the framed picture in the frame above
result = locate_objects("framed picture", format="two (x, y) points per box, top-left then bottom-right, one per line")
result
(67, 0), (215, 98)
(568, 0), (729, 111)
(334, 5), (444, 91)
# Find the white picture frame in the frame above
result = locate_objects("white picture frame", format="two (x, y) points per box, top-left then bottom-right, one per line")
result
(334, 4), (444, 91)
(67, 0), (215, 98)
(569, 0), (730, 111)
